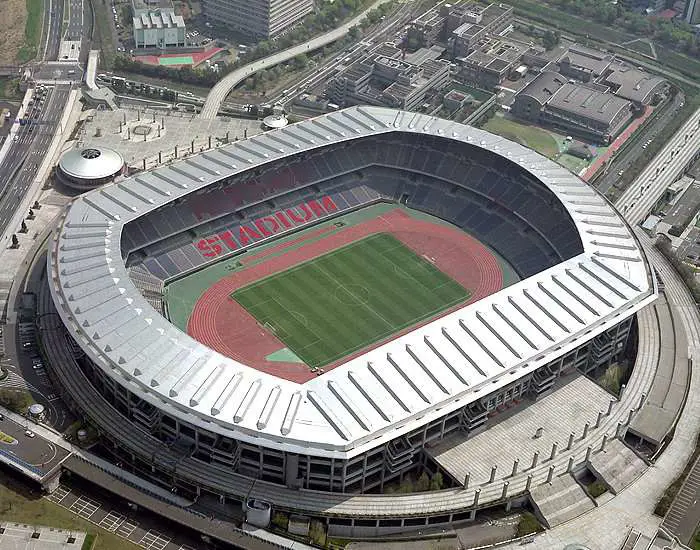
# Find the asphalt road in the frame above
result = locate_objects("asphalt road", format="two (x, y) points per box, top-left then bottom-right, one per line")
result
(595, 92), (685, 195)
(65, 0), (84, 41)
(0, 413), (68, 474)
(44, 0), (65, 61)
(199, 0), (397, 118)
(0, 86), (69, 238)
(616, 103), (700, 225)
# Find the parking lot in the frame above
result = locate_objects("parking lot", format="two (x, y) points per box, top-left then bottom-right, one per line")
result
(47, 484), (199, 550)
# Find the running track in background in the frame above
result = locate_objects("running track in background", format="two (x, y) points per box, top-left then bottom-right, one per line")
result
(188, 208), (505, 383)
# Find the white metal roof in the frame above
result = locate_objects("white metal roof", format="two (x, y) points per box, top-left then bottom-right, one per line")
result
(58, 147), (124, 181)
(47, 106), (655, 459)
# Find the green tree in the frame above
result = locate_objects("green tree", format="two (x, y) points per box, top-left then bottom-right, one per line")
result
(429, 472), (444, 491)
(415, 472), (430, 492)
(294, 53), (309, 69)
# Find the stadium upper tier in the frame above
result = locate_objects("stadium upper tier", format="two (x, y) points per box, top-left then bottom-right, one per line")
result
(47, 106), (655, 459)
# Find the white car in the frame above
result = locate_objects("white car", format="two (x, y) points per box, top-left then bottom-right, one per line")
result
(25, 430), (35, 438)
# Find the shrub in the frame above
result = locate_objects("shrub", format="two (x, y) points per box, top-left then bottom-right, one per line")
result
(587, 480), (608, 498)
(516, 512), (542, 537)
(309, 519), (327, 547)
(271, 512), (289, 531)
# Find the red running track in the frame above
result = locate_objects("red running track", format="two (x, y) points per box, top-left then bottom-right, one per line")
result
(187, 208), (504, 383)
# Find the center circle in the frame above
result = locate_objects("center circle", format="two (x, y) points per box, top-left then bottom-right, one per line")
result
(334, 284), (370, 305)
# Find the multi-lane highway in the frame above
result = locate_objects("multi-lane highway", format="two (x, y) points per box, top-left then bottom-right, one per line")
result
(615, 105), (700, 225)
(43, 0), (65, 61)
(0, 86), (69, 235)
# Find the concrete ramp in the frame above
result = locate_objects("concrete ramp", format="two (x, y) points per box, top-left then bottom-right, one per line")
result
(589, 439), (648, 494)
(529, 473), (595, 528)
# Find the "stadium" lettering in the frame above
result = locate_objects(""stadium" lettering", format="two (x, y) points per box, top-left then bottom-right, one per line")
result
(195, 196), (338, 258)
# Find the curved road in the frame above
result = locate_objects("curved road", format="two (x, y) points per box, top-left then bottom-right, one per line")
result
(199, 0), (396, 119)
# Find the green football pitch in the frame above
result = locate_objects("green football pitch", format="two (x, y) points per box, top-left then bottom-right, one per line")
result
(232, 233), (470, 368)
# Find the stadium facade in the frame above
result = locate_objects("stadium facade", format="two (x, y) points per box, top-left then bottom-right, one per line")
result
(44, 107), (655, 517)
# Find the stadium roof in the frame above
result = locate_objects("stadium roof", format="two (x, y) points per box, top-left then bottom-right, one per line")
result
(48, 106), (656, 458)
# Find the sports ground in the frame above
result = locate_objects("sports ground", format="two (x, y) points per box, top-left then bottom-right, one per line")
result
(165, 203), (518, 383)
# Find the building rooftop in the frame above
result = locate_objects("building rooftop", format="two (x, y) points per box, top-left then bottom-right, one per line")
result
(662, 180), (700, 232)
(547, 83), (631, 125)
(58, 146), (124, 180)
(463, 36), (529, 71)
(518, 71), (567, 105)
(558, 45), (613, 77)
(133, 8), (184, 30)
(604, 65), (667, 104)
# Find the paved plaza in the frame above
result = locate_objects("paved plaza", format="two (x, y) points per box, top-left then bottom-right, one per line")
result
(75, 108), (264, 171)
(0, 524), (85, 550)
(429, 374), (614, 486)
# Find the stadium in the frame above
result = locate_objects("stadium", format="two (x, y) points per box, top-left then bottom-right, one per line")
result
(42, 106), (655, 529)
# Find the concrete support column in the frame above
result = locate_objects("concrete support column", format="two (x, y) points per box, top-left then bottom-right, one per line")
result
(531, 451), (539, 469)
(582, 422), (590, 440)
(142, 158), (146, 170)
(595, 410), (604, 428)
(489, 464), (497, 483)
(567, 456), (574, 473)
(550, 441), (558, 461)
(546, 465), (555, 483)
(501, 481), (509, 500)
(511, 459), (519, 478)
(567, 432), (575, 450)
(174, 145), (178, 158)
(463, 472), (470, 490)
(473, 488), (480, 507)
(627, 409), (634, 425)
(526, 474), (533, 491)
(158, 151), (162, 164)
(208, 136), (212, 149)
(639, 393), (646, 410)
(601, 434), (608, 452)
(586, 446), (593, 462)
(607, 400), (614, 416)
(615, 421), (624, 439)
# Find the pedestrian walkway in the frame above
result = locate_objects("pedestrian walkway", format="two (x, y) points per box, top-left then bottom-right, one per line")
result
(588, 439), (647, 495)
(497, 234), (700, 549)
(0, 522), (86, 549)
(661, 453), (700, 545)
(529, 473), (594, 528)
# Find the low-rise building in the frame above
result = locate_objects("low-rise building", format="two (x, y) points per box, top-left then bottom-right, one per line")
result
(512, 71), (633, 143)
(329, 54), (450, 112)
(455, 35), (530, 88)
(449, 3), (514, 58)
(132, 0), (185, 49)
(556, 45), (613, 83)
(601, 64), (668, 105)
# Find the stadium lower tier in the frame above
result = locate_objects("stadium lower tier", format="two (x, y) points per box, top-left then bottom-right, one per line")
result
(39, 268), (633, 496)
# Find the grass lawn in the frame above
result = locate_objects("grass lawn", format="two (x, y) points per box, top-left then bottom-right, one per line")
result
(556, 153), (589, 175)
(16, 0), (43, 63)
(233, 233), (469, 368)
(482, 115), (560, 158)
(0, 477), (140, 550)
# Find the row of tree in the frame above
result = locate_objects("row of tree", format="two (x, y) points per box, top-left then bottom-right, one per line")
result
(547, 0), (700, 56)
